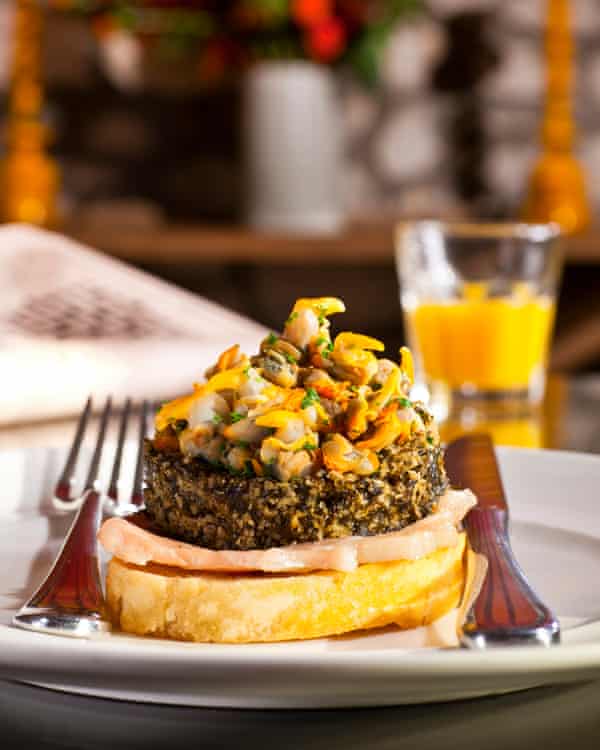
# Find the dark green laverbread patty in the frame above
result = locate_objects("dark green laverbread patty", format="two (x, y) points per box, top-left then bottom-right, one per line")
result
(143, 436), (448, 551)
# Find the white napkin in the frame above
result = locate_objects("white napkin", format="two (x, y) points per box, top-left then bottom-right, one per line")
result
(0, 224), (268, 425)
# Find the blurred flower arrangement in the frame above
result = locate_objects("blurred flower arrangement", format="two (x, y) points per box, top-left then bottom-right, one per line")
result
(50, 1), (422, 86)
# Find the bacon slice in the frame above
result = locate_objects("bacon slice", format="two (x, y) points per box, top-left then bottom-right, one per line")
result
(98, 488), (476, 574)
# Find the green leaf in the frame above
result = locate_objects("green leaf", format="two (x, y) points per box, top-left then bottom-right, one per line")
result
(301, 387), (320, 409)
(230, 411), (245, 424)
(348, 0), (422, 88)
(348, 23), (390, 88)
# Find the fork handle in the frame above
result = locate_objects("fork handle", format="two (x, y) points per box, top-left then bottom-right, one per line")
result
(13, 490), (111, 636)
(461, 508), (560, 648)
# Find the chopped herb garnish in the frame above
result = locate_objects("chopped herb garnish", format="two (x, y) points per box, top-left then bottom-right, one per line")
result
(285, 311), (299, 325)
(211, 413), (223, 425)
(302, 441), (318, 451)
(321, 340), (334, 358)
(397, 397), (412, 408)
(301, 387), (320, 409)
(315, 335), (334, 352)
(243, 364), (251, 376)
(243, 460), (256, 477)
(283, 351), (298, 365)
(316, 303), (327, 325)
(266, 332), (278, 346)
(229, 411), (244, 423)
(426, 435), (434, 445)
(236, 440), (250, 449)
(371, 383), (383, 391)
(349, 384), (359, 393)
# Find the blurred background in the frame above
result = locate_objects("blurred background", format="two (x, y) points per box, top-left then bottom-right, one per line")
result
(1, 0), (599, 374)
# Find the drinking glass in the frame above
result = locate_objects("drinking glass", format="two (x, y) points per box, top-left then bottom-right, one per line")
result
(395, 222), (563, 417)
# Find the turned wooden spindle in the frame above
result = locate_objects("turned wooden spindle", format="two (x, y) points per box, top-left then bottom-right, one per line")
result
(0, 0), (60, 227)
(521, 0), (590, 234)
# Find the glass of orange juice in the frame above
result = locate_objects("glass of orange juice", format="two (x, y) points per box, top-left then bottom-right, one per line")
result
(396, 222), (563, 417)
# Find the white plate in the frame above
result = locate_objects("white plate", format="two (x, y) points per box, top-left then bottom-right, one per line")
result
(2, 444), (600, 708)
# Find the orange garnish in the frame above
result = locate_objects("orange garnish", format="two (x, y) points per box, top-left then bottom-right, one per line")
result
(292, 297), (346, 318)
(155, 387), (203, 432)
(216, 344), (240, 372)
(355, 416), (411, 452)
(280, 389), (306, 412)
(399, 346), (414, 386)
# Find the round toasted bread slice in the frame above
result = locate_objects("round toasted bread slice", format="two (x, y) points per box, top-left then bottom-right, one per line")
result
(105, 533), (466, 643)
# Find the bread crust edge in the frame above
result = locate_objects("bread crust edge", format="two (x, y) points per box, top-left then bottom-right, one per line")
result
(106, 533), (467, 643)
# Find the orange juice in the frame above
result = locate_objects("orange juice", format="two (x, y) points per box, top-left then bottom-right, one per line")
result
(406, 283), (555, 393)
(440, 415), (543, 449)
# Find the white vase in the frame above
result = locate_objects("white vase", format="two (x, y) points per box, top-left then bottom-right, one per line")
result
(243, 61), (343, 233)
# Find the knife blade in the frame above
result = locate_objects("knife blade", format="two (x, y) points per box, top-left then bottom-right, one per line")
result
(445, 434), (560, 648)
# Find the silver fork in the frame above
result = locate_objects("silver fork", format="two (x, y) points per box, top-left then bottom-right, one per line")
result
(13, 397), (150, 637)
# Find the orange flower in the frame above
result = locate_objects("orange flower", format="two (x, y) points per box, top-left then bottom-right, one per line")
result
(292, 0), (333, 28)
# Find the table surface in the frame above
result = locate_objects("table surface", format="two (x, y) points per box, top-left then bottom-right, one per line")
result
(2, 375), (600, 749)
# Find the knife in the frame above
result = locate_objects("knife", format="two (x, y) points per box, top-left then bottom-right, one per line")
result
(444, 434), (560, 648)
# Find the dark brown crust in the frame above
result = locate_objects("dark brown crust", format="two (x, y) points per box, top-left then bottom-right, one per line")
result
(143, 436), (448, 551)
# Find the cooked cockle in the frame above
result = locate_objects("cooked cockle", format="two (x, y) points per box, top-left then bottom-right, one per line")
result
(330, 333), (384, 385)
(188, 392), (229, 430)
(283, 298), (344, 351)
(179, 426), (224, 463)
(259, 349), (299, 388)
(322, 433), (378, 476)
(154, 296), (433, 484)
(222, 416), (270, 445)
(259, 336), (303, 362)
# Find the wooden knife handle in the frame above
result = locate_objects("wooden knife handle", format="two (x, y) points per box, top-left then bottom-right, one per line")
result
(462, 507), (560, 647)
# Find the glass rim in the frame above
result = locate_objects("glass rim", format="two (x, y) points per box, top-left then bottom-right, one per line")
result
(395, 220), (562, 244)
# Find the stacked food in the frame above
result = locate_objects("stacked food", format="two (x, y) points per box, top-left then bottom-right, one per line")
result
(99, 297), (476, 643)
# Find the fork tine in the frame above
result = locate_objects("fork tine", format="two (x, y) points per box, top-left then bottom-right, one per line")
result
(131, 400), (149, 507)
(54, 396), (92, 503)
(107, 398), (131, 503)
(83, 397), (112, 492)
